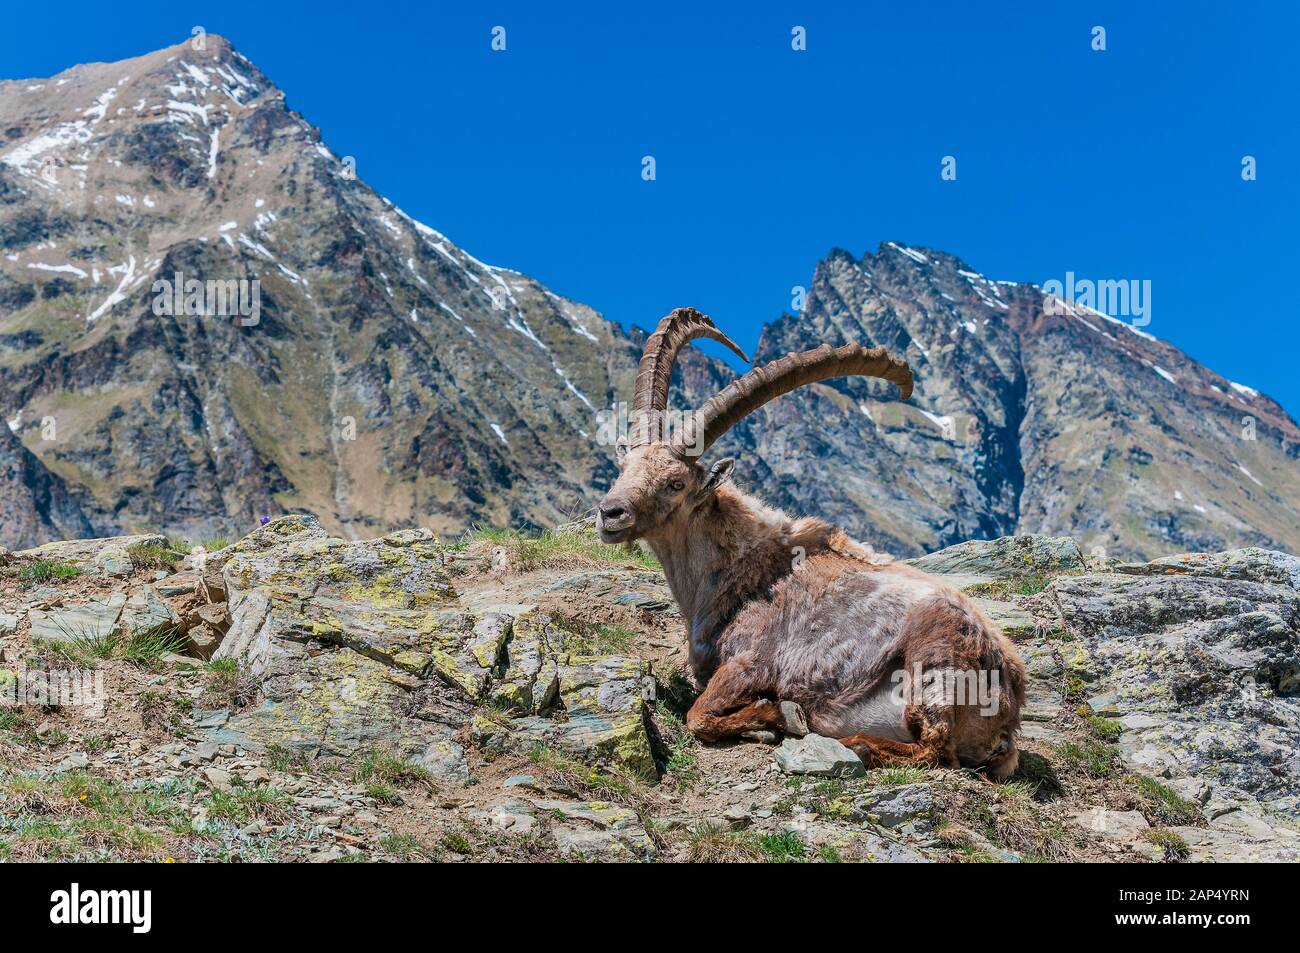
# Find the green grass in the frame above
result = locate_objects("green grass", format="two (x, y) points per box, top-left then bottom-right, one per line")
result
(0, 771), (186, 860)
(466, 525), (660, 572)
(1132, 775), (1201, 826)
(380, 832), (437, 860)
(137, 690), (193, 736)
(121, 625), (188, 665)
(440, 831), (472, 855)
(201, 658), (258, 708)
(758, 830), (807, 862)
(363, 781), (401, 804)
(17, 560), (81, 584)
(202, 786), (290, 825)
(38, 618), (117, 666)
(1084, 715), (1123, 743)
(653, 701), (699, 789)
(873, 766), (933, 787)
(351, 751), (433, 789)
(266, 744), (313, 774)
(965, 574), (1053, 600)
(125, 542), (185, 572)
(684, 827), (763, 862)
(554, 619), (639, 656)
(1143, 828), (1190, 861)
(168, 535), (231, 554)
(38, 615), (185, 669)
(684, 827), (808, 863)
(966, 781), (1080, 861)
(781, 776), (856, 818)
(528, 744), (638, 803)
(1055, 738), (1121, 779)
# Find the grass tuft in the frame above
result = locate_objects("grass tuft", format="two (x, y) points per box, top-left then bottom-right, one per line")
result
(351, 750), (433, 789)
(653, 701), (699, 790)
(465, 524), (659, 572)
(18, 560), (81, 585)
(1055, 738), (1121, 779)
(1132, 775), (1201, 826)
(125, 542), (185, 572)
(202, 786), (290, 825)
(685, 827), (763, 863)
(1143, 828), (1190, 860)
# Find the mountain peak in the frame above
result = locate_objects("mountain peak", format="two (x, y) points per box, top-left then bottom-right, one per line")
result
(3, 39), (1297, 562)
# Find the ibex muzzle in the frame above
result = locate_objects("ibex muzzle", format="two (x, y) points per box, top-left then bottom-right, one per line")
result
(596, 493), (635, 541)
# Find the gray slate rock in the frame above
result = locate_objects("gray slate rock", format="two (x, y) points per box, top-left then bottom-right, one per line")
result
(774, 734), (864, 777)
(850, 783), (936, 831)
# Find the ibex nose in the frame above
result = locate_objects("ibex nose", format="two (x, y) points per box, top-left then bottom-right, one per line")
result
(597, 495), (634, 537)
(599, 502), (629, 524)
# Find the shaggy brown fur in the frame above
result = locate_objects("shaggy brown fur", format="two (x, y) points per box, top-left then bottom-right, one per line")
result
(599, 443), (1025, 780)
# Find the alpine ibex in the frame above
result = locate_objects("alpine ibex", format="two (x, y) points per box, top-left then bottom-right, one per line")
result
(598, 308), (1024, 779)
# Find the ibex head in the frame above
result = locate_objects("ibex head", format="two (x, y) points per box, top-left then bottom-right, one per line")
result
(597, 307), (914, 543)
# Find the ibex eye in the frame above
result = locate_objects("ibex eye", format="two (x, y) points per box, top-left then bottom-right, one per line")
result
(670, 480), (686, 492)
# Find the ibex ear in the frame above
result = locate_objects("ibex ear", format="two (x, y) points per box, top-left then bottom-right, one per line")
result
(615, 439), (629, 467)
(698, 457), (735, 497)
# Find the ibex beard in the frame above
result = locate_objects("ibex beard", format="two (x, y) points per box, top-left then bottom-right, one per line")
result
(598, 308), (1025, 780)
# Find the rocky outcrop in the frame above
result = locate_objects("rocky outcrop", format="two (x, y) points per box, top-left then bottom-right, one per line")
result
(1045, 557), (1300, 860)
(208, 515), (657, 780)
(918, 538), (1300, 862)
(4, 523), (1300, 861)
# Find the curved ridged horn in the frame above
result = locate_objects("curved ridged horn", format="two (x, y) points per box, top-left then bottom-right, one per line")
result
(629, 307), (748, 446)
(673, 342), (913, 455)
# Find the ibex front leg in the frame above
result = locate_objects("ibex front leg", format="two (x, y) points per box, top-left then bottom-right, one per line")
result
(685, 659), (786, 743)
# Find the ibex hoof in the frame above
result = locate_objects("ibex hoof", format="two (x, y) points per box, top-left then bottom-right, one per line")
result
(779, 701), (809, 738)
(741, 730), (778, 745)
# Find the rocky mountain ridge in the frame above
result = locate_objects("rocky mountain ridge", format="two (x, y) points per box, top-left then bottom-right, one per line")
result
(3, 37), (1299, 562)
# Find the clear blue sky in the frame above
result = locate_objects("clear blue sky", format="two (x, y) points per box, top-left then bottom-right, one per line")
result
(5, 2), (1298, 413)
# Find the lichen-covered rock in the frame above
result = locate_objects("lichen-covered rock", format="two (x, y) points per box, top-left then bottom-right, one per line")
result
(15, 533), (167, 568)
(908, 534), (1085, 580)
(93, 545), (134, 578)
(216, 516), (460, 676)
(1048, 562), (1300, 857)
(850, 783), (936, 831)
(970, 597), (1035, 637)
(490, 613), (561, 714)
(511, 653), (657, 780)
(1116, 547), (1300, 590)
(206, 517), (658, 782)
(199, 641), (467, 776)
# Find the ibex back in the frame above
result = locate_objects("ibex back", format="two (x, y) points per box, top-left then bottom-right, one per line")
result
(597, 308), (1024, 779)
